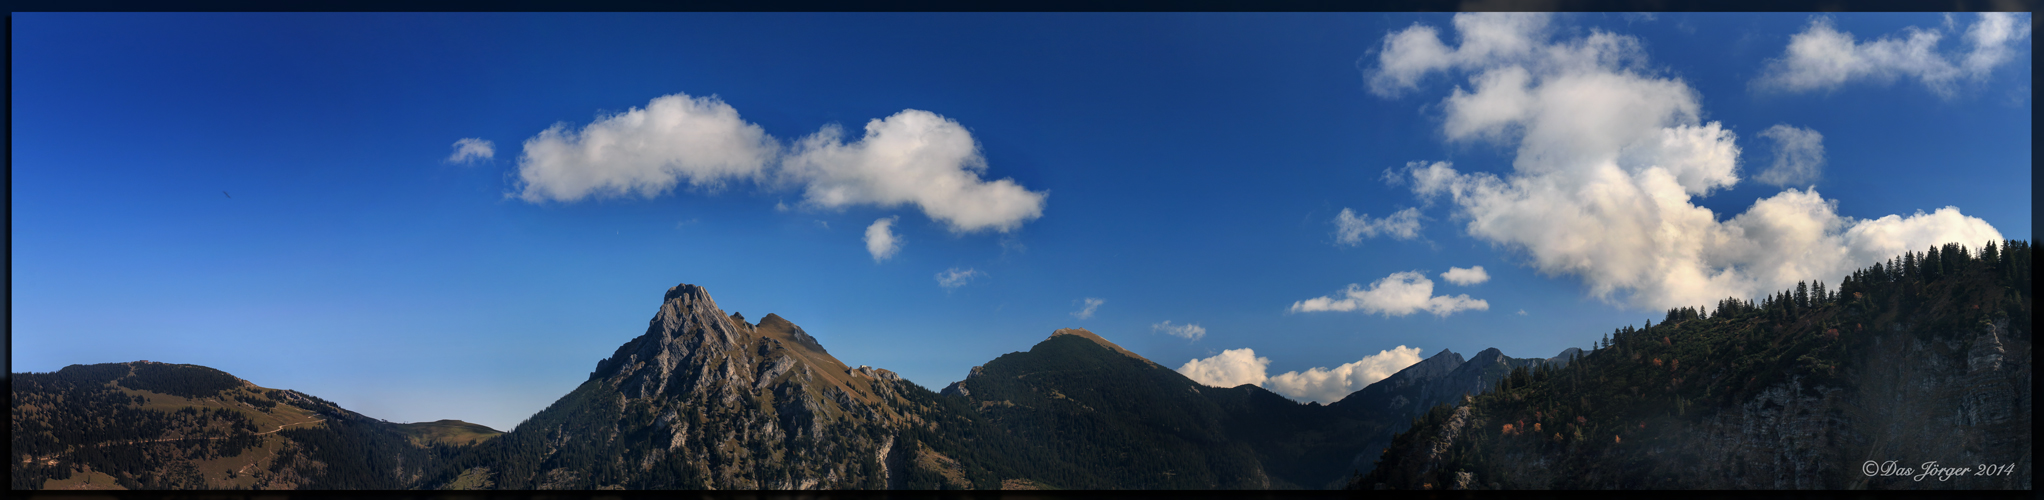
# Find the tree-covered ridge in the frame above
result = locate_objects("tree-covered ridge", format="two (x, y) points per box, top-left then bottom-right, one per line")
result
(12, 361), (488, 490)
(1359, 240), (2033, 490)
(942, 331), (1441, 490)
(947, 333), (1274, 489)
(117, 363), (246, 399)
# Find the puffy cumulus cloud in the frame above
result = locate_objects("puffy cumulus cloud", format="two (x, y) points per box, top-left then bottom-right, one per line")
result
(864, 217), (902, 262)
(1176, 348), (1268, 388)
(446, 138), (495, 164)
(1151, 321), (1206, 341)
(1263, 346), (1425, 404)
(1368, 13), (1556, 97)
(1369, 15), (2006, 311)
(1753, 14), (2032, 96)
(1755, 124), (1826, 187)
(1441, 266), (1490, 285)
(935, 267), (983, 289)
(1289, 271), (1489, 317)
(1071, 298), (1105, 319)
(782, 110), (1048, 233)
(514, 93), (779, 203)
(509, 95), (1051, 260)
(1335, 207), (1423, 245)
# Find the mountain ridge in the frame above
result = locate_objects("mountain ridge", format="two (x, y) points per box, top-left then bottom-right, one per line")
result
(12, 361), (493, 490)
(20, 240), (2028, 490)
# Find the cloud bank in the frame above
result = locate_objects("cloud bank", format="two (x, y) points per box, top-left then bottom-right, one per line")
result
(1175, 348), (1267, 388)
(864, 217), (902, 262)
(1290, 271), (1489, 317)
(446, 138), (495, 164)
(1264, 345), (1425, 404)
(1151, 321), (1206, 341)
(1369, 13), (2005, 311)
(1176, 346), (1425, 404)
(1753, 14), (2033, 96)
(1335, 207), (1424, 245)
(1071, 298), (1105, 319)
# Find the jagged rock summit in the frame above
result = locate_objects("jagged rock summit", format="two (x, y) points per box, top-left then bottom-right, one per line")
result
(447, 282), (939, 490)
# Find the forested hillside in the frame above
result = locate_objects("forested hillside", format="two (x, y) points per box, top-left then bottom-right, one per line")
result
(12, 362), (498, 490)
(1359, 241), (2032, 490)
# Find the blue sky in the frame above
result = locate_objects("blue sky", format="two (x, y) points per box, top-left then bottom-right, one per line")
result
(12, 13), (2030, 431)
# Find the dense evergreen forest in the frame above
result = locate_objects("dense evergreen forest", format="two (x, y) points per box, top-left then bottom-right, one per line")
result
(1360, 240), (2033, 490)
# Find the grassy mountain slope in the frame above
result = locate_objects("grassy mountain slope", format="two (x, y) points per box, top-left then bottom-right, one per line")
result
(12, 361), (489, 490)
(395, 420), (503, 447)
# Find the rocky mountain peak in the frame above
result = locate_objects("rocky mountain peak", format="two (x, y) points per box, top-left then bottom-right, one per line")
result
(1466, 347), (1506, 366)
(511, 281), (940, 489)
(593, 282), (902, 412)
(1408, 349), (1466, 376)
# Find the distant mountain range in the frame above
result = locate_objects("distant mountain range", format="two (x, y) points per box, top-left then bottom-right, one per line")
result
(13, 240), (2031, 490)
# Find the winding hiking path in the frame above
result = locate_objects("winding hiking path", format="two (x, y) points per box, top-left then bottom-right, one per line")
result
(85, 417), (326, 448)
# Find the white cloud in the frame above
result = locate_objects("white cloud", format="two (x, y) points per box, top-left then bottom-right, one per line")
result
(1176, 348), (1268, 388)
(1335, 207), (1423, 245)
(1263, 345), (1425, 404)
(1368, 13), (1556, 97)
(509, 96), (1051, 257)
(1962, 13), (2032, 78)
(1368, 14), (2006, 311)
(1516, 309), (1528, 315)
(782, 110), (1048, 233)
(1754, 124), (1825, 187)
(513, 92), (779, 203)
(1753, 14), (2033, 96)
(935, 267), (983, 289)
(1289, 271), (1489, 317)
(446, 138), (495, 165)
(1071, 298), (1105, 319)
(1441, 266), (1490, 285)
(864, 216), (902, 262)
(1150, 321), (1206, 341)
